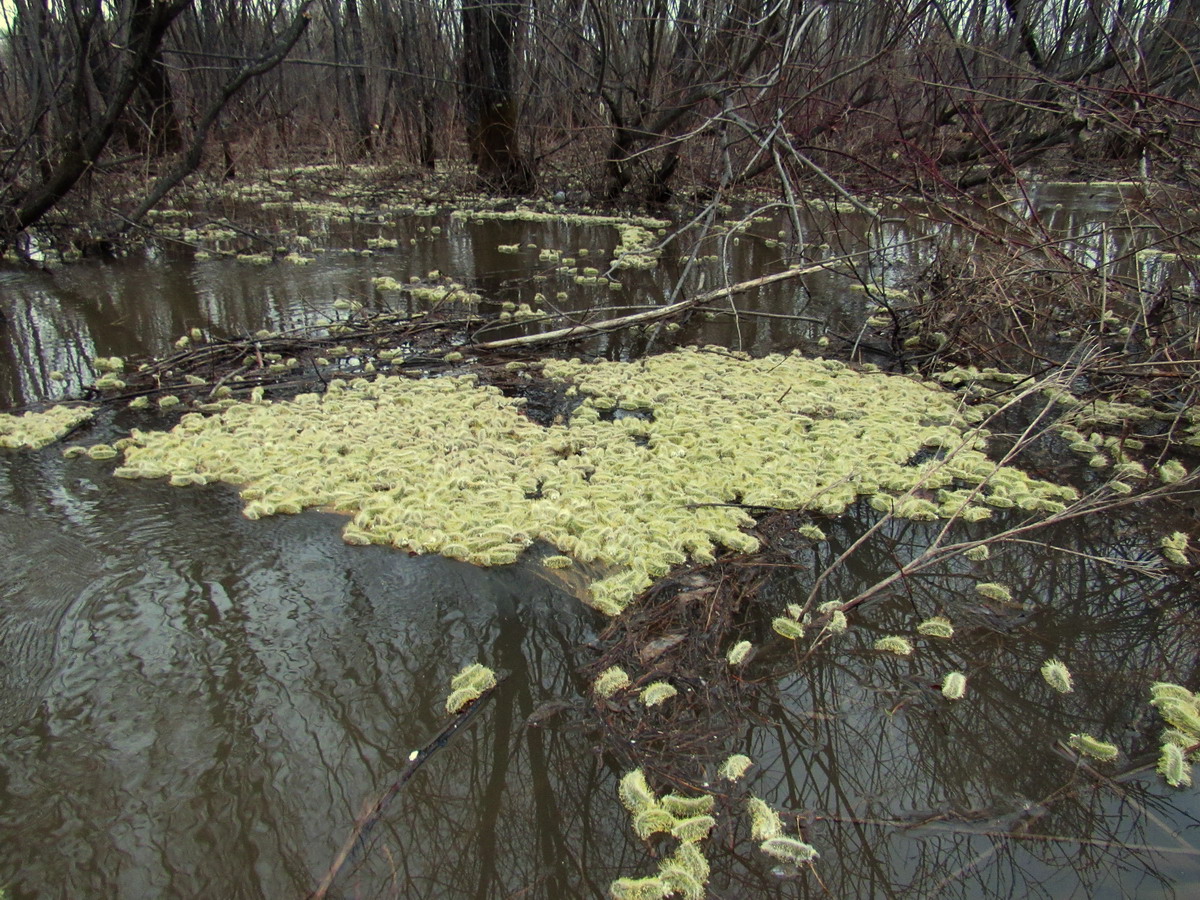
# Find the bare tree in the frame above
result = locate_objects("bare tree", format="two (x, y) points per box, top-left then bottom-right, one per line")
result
(462, 0), (533, 192)
(0, 0), (192, 244)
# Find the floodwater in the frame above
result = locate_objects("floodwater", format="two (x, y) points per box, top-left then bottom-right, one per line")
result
(0, 183), (1197, 898)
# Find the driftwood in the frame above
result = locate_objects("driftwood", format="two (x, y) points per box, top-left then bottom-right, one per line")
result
(308, 679), (504, 900)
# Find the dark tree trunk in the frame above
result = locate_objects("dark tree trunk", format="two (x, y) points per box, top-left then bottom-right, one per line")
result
(419, 96), (437, 170)
(461, 0), (532, 193)
(344, 0), (373, 155)
(125, 0), (183, 156)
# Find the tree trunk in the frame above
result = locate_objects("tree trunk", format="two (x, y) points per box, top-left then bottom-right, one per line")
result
(125, 0), (183, 156)
(461, 0), (532, 193)
(343, 0), (373, 155)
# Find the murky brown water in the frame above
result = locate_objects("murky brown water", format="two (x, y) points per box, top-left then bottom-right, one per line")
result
(0, 184), (1197, 898)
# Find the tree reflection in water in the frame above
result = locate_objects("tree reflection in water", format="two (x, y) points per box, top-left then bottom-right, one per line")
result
(292, 500), (1196, 899)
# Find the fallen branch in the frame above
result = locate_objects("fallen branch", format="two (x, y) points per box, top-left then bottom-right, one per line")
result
(467, 263), (831, 352)
(307, 678), (504, 900)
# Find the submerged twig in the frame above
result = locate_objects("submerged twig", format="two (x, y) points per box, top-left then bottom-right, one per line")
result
(307, 678), (505, 900)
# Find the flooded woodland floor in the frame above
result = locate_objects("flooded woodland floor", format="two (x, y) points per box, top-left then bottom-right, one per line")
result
(0, 166), (1198, 898)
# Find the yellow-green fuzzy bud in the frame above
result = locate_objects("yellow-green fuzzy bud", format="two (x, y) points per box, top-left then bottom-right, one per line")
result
(640, 681), (678, 707)
(1160, 729), (1198, 753)
(661, 794), (714, 817)
(917, 616), (954, 639)
(1040, 659), (1073, 694)
(451, 663), (496, 692)
(619, 770), (656, 813)
(726, 640), (752, 665)
(671, 815), (716, 843)
(1150, 682), (1195, 704)
(874, 635), (913, 656)
(760, 836), (819, 865)
(718, 753), (753, 781)
(964, 545), (990, 561)
(975, 582), (1012, 603)
(1163, 547), (1190, 566)
(633, 806), (675, 839)
(445, 687), (481, 714)
(942, 672), (967, 700)
(826, 610), (848, 634)
(1158, 699), (1200, 736)
(593, 666), (631, 698)
(667, 842), (709, 883)
(1158, 459), (1187, 484)
(747, 796), (782, 840)
(1160, 532), (1191, 565)
(609, 876), (669, 900)
(446, 663), (496, 713)
(542, 554), (573, 568)
(1157, 741), (1192, 788)
(772, 617), (805, 640)
(657, 863), (704, 900)
(1068, 733), (1119, 762)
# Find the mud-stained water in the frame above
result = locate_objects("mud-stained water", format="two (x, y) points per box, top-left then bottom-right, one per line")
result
(0, 184), (1197, 898)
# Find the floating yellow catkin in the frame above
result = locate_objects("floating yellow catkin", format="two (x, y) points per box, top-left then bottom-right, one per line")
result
(747, 797), (782, 840)
(1158, 699), (1200, 735)
(0, 405), (94, 450)
(1041, 659), (1073, 693)
(1160, 532), (1191, 565)
(618, 769), (656, 812)
(107, 347), (1078, 617)
(662, 843), (708, 886)
(1068, 732), (1119, 762)
(718, 754), (753, 780)
(1157, 742), (1192, 788)
(609, 876), (669, 900)
(593, 666), (631, 698)
(657, 863), (703, 900)
(772, 617), (805, 640)
(726, 640), (752, 665)
(942, 672), (967, 700)
(633, 806), (675, 839)
(760, 836), (819, 865)
(975, 582), (1013, 603)
(445, 663), (497, 714)
(1150, 682), (1195, 704)
(874, 635), (913, 656)
(917, 616), (954, 638)
(640, 681), (678, 707)
(671, 815), (716, 843)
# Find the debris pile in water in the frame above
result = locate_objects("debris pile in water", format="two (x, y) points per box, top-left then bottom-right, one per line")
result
(0, 405), (94, 449)
(102, 347), (1078, 615)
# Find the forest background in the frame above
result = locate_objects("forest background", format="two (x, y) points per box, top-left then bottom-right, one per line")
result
(1, 0), (1198, 247)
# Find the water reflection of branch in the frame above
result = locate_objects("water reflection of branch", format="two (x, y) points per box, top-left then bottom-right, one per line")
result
(999, 537), (1164, 575)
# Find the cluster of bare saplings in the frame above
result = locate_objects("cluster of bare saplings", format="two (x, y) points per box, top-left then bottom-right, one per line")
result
(1, 0), (1199, 244)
